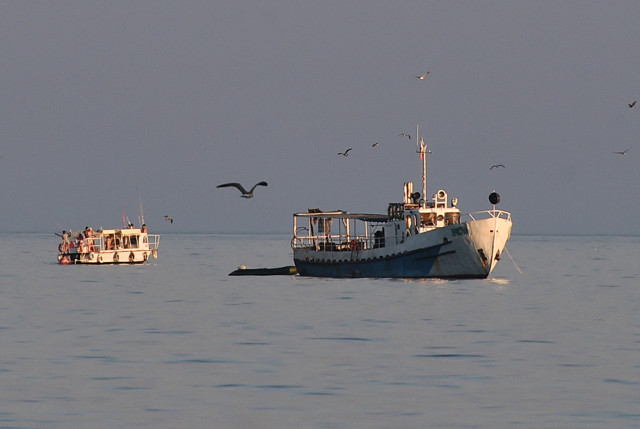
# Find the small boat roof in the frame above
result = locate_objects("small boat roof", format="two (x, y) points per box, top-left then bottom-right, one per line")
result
(294, 211), (389, 223)
(98, 228), (145, 234)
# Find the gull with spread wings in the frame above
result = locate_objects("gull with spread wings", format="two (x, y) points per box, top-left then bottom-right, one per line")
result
(217, 181), (268, 198)
(614, 147), (632, 155)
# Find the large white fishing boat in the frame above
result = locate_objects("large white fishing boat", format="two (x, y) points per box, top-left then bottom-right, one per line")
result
(291, 128), (512, 278)
(57, 226), (160, 265)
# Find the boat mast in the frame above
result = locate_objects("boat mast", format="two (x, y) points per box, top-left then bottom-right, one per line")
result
(417, 125), (428, 207)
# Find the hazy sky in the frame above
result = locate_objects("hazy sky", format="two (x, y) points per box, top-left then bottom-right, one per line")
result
(2, 1), (639, 235)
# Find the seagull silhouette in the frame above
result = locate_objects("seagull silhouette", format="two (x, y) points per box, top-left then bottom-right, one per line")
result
(338, 148), (352, 156)
(163, 215), (174, 224)
(490, 164), (506, 170)
(629, 101), (636, 108)
(415, 72), (430, 80)
(399, 133), (411, 140)
(372, 142), (380, 147)
(614, 146), (632, 155)
(217, 181), (268, 198)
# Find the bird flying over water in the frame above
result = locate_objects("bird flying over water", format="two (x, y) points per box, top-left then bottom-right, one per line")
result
(164, 215), (174, 224)
(415, 72), (430, 80)
(490, 164), (506, 170)
(629, 101), (636, 108)
(614, 146), (632, 155)
(399, 133), (411, 140)
(372, 142), (380, 147)
(217, 181), (268, 198)
(338, 148), (352, 156)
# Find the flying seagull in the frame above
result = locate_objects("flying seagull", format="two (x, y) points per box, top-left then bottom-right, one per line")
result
(338, 148), (352, 156)
(372, 142), (380, 147)
(399, 133), (411, 140)
(614, 146), (632, 155)
(163, 215), (174, 224)
(217, 181), (268, 198)
(415, 71), (430, 80)
(629, 101), (636, 108)
(490, 164), (506, 170)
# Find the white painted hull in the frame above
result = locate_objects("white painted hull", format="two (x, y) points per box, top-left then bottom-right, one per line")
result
(58, 249), (158, 265)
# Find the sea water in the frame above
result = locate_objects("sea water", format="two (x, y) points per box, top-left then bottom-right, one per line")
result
(0, 233), (639, 429)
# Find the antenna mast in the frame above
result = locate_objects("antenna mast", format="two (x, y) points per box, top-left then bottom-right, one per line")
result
(417, 125), (428, 207)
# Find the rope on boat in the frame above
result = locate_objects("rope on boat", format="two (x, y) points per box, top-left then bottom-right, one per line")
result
(504, 245), (525, 278)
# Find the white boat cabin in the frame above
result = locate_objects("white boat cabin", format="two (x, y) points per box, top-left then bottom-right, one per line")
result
(292, 183), (462, 253)
(58, 227), (160, 264)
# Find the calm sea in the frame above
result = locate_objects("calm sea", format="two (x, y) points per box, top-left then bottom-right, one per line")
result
(1, 233), (639, 429)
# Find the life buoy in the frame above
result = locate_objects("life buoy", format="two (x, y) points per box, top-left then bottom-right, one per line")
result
(152, 249), (158, 259)
(58, 243), (68, 253)
(113, 252), (119, 262)
(88, 252), (94, 260)
(143, 252), (148, 261)
(129, 252), (135, 262)
(98, 255), (103, 263)
(57, 254), (63, 262)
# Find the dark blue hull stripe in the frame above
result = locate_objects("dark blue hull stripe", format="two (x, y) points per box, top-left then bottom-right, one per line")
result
(294, 241), (485, 278)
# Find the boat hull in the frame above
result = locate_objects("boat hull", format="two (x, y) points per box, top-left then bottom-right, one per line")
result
(293, 217), (511, 279)
(58, 249), (158, 264)
(228, 266), (298, 276)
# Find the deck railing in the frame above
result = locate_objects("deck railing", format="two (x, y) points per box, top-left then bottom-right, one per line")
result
(291, 233), (385, 252)
(464, 209), (511, 222)
(147, 234), (160, 250)
(66, 234), (161, 253)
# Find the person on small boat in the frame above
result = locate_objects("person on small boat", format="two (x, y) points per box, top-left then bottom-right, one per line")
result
(84, 227), (97, 252)
(55, 230), (69, 242)
(75, 232), (84, 253)
(141, 224), (147, 233)
(55, 230), (69, 252)
(105, 235), (114, 250)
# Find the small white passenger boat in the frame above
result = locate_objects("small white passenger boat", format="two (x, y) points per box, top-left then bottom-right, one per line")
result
(57, 226), (160, 265)
(291, 128), (512, 279)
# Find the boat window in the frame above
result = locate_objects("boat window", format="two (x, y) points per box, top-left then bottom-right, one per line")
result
(104, 234), (116, 250)
(421, 212), (436, 226)
(130, 235), (139, 248)
(445, 212), (460, 225)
